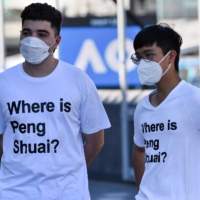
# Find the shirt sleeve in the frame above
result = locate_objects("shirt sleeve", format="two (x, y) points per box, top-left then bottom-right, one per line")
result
(0, 103), (5, 134)
(133, 104), (145, 147)
(80, 83), (111, 134)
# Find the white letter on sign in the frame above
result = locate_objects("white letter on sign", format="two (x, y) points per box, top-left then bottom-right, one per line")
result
(74, 39), (107, 73)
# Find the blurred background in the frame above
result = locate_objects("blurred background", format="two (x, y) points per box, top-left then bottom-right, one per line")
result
(0, 0), (200, 198)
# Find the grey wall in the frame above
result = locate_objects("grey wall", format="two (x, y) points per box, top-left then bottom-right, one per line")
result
(88, 104), (135, 182)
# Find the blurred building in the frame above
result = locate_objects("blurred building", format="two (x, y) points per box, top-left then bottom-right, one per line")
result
(4, 0), (157, 56)
(156, 0), (197, 19)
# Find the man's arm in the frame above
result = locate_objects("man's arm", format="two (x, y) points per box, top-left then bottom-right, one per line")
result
(82, 130), (104, 166)
(0, 134), (3, 163)
(132, 144), (145, 190)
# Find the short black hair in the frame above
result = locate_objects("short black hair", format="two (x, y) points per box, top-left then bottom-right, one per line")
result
(21, 3), (62, 36)
(134, 23), (183, 71)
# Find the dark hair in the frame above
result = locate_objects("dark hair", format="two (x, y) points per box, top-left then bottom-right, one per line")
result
(134, 23), (183, 71)
(21, 3), (62, 36)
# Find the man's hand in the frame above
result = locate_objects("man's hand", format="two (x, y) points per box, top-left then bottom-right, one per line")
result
(82, 130), (104, 166)
(132, 144), (145, 190)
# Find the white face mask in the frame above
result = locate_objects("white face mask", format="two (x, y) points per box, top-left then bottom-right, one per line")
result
(20, 37), (55, 65)
(137, 51), (171, 85)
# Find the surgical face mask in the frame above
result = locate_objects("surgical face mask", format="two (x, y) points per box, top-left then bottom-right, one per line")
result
(137, 51), (171, 85)
(20, 37), (55, 65)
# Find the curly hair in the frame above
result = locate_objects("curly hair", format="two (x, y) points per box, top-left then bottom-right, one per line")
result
(21, 3), (62, 36)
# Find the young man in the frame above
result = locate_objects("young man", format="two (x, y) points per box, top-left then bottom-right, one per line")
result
(132, 23), (200, 199)
(0, 3), (110, 200)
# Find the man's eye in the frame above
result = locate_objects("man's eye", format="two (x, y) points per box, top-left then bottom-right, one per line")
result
(22, 32), (30, 36)
(39, 34), (45, 37)
(39, 33), (47, 37)
(144, 52), (152, 59)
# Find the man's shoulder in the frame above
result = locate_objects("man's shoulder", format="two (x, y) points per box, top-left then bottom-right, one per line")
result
(0, 64), (21, 80)
(59, 60), (94, 83)
(178, 81), (200, 107)
(59, 60), (88, 75)
(137, 89), (155, 105)
(180, 80), (200, 96)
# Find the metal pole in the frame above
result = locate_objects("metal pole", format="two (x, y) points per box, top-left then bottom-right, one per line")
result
(0, 0), (5, 72)
(198, 0), (200, 78)
(55, 0), (60, 60)
(156, 0), (164, 22)
(117, 0), (129, 181)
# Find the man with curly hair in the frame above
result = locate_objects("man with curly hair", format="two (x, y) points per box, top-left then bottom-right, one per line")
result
(0, 3), (110, 200)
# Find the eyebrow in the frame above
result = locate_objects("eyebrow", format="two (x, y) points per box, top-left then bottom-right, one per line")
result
(37, 30), (50, 34)
(21, 28), (49, 34)
(143, 49), (154, 53)
(21, 28), (31, 32)
(135, 49), (155, 54)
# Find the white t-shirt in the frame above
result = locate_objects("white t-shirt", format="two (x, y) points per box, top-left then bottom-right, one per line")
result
(134, 80), (200, 200)
(0, 60), (111, 200)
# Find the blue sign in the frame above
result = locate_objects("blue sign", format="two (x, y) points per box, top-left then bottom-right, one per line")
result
(60, 26), (141, 87)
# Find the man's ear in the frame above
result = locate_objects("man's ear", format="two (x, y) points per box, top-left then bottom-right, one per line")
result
(55, 35), (61, 50)
(168, 50), (177, 64)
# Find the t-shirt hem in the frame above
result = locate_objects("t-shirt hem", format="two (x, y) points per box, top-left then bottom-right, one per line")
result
(134, 137), (145, 147)
(81, 123), (111, 134)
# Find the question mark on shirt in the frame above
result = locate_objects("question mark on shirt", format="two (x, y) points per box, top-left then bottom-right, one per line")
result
(51, 139), (59, 153)
(161, 152), (167, 162)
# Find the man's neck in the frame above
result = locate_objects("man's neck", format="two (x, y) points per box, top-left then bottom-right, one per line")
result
(23, 56), (58, 77)
(150, 74), (181, 107)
